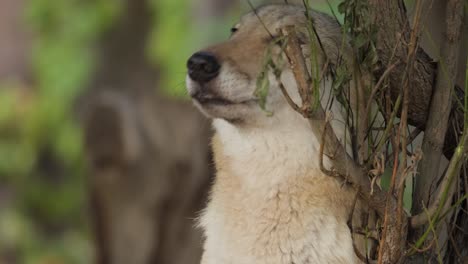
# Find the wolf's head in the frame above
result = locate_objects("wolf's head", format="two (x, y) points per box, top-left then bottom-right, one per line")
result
(186, 4), (344, 126)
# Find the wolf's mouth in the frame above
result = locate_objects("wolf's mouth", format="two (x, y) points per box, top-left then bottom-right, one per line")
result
(195, 95), (235, 105)
(193, 92), (257, 106)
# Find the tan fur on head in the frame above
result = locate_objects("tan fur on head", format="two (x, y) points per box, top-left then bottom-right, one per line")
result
(186, 4), (349, 125)
(187, 4), (362, 264)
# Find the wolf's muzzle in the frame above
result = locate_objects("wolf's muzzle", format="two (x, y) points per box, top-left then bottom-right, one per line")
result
(187, 51), (220, 83)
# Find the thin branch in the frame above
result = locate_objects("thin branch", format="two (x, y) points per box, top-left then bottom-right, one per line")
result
(353, 228), (380, 242)
(278, 25), (395, 218)
(281, 26), (314, 114)
(364, 62), (399, 119)
(274, 72), (303, 115)
(424, 206), (444, 264)
(378, 0), (427, 262)
(319, 117), (340, 177)
(411, 132), (468, 233)
(409, 237), (436, 253)
(355, 61), (369, 164)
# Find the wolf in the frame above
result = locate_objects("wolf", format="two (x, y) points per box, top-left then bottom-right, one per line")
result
(186, 4), (363, 264)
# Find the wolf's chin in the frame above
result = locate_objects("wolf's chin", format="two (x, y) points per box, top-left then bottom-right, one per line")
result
(193, 99), (260, 123)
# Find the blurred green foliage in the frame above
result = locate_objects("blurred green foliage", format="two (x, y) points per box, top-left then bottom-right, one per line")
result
(149, 0), (238, 96)
(149, 0), (192, 96)
(0, 0), (119, 263)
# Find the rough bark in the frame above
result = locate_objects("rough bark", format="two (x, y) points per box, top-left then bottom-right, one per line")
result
(412, 0), (464, 239)
(81, 0), (213, 263)
(368, 0), (467, 263)
(368, 0), (464, 159)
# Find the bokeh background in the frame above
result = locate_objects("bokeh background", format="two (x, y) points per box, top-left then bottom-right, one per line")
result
(0, 0), (340, 263)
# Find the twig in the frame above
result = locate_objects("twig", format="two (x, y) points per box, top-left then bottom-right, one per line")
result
(378, 125), (403, 264)
(280, 26), (313, 115)
(355, 60), (369, 164)
(364, 62), (399, 122)
(274, 72), (303, 115)
(319, 116), (340, 177)
(409, 237), (435, 253)
(347, 190), (369, 263)
(367, 94), (401, 168)
(410, 132), (468, 250)
(278, 25), (395, 219)
(378, 0), (426, 262)
(424, 206), (444, 264)
(448, 231), (463, 260)
(353, 228), (380, 242)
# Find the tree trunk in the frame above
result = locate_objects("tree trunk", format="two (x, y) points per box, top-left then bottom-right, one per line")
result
(82, 0), (213, 263)
(0, 0), (31, 83)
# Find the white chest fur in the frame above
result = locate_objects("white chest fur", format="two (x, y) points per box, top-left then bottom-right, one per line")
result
(199, 107), (359, 264)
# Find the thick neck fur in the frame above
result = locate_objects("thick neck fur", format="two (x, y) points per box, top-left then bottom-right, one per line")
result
(205, 105), (358, 263)
(213, 105), (321, 189)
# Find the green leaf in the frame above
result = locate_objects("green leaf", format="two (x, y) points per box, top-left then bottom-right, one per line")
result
(255, 71), (270, 112)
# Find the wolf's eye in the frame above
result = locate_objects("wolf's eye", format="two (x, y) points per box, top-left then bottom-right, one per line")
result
(230, 23), (240, 35)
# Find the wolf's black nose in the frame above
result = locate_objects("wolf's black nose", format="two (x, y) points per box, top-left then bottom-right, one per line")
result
(187, 52), (220, 83)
